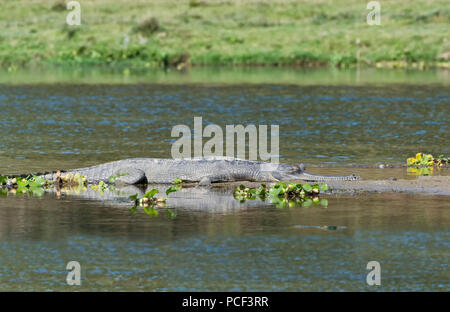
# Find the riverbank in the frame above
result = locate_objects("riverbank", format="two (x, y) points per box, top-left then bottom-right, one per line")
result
(1, 0), (449, 70)
(1, 66), (448, 85)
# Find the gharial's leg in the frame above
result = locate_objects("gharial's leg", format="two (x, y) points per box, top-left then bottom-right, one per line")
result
(198, 176), (213, 186)
(114, 168), (147, 185)
(198, 173), (232, 186)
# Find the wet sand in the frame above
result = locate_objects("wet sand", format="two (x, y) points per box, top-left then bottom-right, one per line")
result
(326, 175), (450, 196)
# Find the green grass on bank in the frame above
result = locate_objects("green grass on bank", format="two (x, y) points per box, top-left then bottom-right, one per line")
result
(0, 0), (449, 70)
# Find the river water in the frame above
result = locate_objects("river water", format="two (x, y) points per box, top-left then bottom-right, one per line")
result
(0, 68), (448, 291)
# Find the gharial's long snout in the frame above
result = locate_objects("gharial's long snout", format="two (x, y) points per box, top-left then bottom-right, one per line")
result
(295, 171), (360, 182)
(280, 163), (361, 182)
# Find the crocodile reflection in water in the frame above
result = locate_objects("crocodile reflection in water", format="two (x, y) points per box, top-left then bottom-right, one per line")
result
(44, 184), (276, 213)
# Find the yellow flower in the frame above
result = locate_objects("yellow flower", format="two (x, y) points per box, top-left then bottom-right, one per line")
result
(407, 157), (416, 165)
(415, 153), (423, 161)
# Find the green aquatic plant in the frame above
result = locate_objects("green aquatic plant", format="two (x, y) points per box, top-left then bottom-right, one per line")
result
(108, 172), (129, 184)
(128, 187), (179, 218)
(407, 153), (434, 166)
(0, 176), (9, 185)
(166, 185), (181, 196)
(436, 155), (449, 166)
(234, 182), (329, 208)
(407, 167), (434, 176)
(86, 173), (130, 194)
(90, 180), (109, 194)
(59, 172), (87, 186)
(0, 175), (51, 187)
(0, 175), (52, 196)
(406, 153), (448, 176)
(407, 153), (448, 167)
(0, 172), (88, 196)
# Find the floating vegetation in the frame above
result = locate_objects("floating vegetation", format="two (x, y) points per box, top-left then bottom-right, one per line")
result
(406, 153), (448, 176)
(1, 172), (182, 219)
(87, 173), (129, 193)
(127, 178), (183, 217)
(0, 175), (52, 196)
(407, 153), (448, 167)
(234, 182), (329, 208)
(128, 184), (181, 218)
(108, 172), (129, 184)
(0, 172), (88, 196)
(436, 155), (448, 166)
(59, 172), (87, 186)
(90, 180), (109, 193)
(407, 166), (435, 176)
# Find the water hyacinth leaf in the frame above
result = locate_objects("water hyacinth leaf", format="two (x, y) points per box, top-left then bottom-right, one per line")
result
(276, 198), (288, 209)
(302, 199), (313, 207)
(311, 185), (320, 194)
(16, 178), (29, 187)
(166, 209), (177, 218)
(30, 187), (45, 196)
(128, 194), (139, 201)
(0, 176), (8, 185)
(16, 187), (29, 194)
(269, 186), (282, 197)
(166, 186), (180, 196)
(28, 177), (45, 187)
(320, 199), (329, 207)
(302, 184), (312, 192)
(144, 206), (159, 216)
(269, 194), (282, 205)
(144, 189), (159, 198)
(129, 205), (138, 214)
(320, 184), (329, 191)
(143, 205), (151, 215)
(255, 186), (266, 196)
(108, 172), (129, 184)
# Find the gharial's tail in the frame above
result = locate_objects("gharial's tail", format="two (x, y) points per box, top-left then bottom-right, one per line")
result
(0, 171), (64, 180)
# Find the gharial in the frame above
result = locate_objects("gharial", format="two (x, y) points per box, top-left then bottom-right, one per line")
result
(5, 157), (360, 186)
